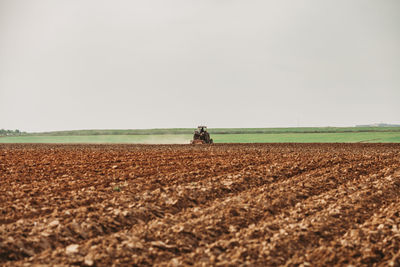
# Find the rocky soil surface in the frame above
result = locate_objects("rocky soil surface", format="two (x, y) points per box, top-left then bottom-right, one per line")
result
(0, 143), (400, 266)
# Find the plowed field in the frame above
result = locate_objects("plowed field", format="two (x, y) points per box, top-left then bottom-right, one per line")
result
(1, 143), (400, 266)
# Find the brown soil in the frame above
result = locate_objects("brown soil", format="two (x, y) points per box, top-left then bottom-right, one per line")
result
(1, 143), (400, 266)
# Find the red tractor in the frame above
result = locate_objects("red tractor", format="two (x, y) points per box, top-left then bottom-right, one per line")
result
(191, 126), (213, 144)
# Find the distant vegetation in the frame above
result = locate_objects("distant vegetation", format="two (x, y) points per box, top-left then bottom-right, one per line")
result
(1, 132), (400, 143)
(0, 129), (26, 136)
(27, 126), (400, 136)
(1, 126), (400, 143)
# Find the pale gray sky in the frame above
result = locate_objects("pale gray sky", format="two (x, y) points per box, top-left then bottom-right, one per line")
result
(1, 0), (399, 132)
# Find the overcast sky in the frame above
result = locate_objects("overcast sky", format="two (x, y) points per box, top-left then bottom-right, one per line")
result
(1, 0), (399, 132)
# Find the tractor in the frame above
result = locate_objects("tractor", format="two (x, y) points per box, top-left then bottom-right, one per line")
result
(191, 126), (213, 144)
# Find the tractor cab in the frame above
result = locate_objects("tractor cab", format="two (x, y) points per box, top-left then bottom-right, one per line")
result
(198, 126), (207, 133)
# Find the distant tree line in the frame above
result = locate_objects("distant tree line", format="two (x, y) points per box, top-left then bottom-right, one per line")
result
(26, 126), (400, 137)
(0, 129), (26, 136)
